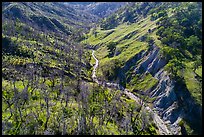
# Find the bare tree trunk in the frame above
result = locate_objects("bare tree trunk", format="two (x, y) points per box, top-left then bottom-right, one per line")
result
(44, 96), (50, 130)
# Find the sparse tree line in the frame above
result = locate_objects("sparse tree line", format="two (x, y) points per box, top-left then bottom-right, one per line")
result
(2, 70), (157, 135)
(2, 20), (157, 135)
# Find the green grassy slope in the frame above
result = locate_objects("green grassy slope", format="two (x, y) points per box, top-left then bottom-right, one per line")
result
(84, 2), (202, 106)
(83, 14), (160, 93)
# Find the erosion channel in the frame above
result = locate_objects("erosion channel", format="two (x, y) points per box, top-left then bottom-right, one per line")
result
(91, 50), (173, 135)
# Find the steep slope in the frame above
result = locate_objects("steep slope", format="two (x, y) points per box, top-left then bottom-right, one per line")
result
(84, 2), (202, 135)
(2, 2), (98, 34)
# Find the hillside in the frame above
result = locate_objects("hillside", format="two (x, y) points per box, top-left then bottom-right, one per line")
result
(2, 2), (98, 33)
(2, 2), (202, 135)
(2, 2), (93, 135)
(83, 2), (202, 135)
(65, 2), (127, 18)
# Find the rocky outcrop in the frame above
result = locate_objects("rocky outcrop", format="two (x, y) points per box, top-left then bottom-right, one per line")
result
(146, 55), (166, 76)
(134, 44), (167, 76)
(127, 44), (182, 134)
(134, 44), (159, 74)
(120, 43), (202, 134)
(148, 69), (182, 134)
(147, 66), (201, 135)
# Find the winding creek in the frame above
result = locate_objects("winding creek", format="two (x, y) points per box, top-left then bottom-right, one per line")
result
(91, 50), (172, 135)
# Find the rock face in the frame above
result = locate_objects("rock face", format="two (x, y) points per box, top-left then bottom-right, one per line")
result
(149, 69), (182, 134)
(130, 45), (182, 134)
(134, 44), (167, 76)
(131, 44), (202, 135)
(149, 67), (201, 135)
(134, 45), (160, 74)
